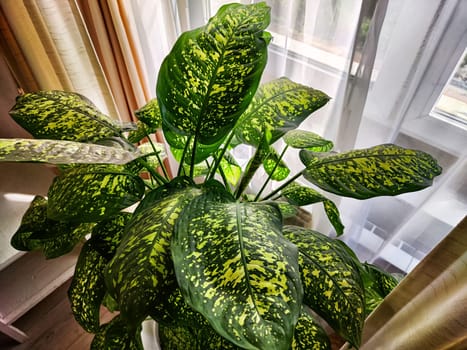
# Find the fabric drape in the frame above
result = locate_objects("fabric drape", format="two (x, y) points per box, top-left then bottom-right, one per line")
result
(0, 0), (119, 119)
(358, 217), (467, 350)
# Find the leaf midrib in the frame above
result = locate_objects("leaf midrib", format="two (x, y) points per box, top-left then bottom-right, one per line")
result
(307, 150), (426, 169)
(242, 85), (311, 126)
(235, 203), (261, 316)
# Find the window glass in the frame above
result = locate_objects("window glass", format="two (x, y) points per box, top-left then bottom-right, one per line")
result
(433, 49), (467, 127)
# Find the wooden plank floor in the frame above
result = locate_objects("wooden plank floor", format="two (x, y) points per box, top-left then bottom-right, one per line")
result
(0, 280), (346, 350)
(0, 279), (114, 350)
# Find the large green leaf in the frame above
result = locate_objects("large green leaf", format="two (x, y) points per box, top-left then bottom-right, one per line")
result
(172, 187), (303, 350)
(104, 178), (202, 326)
(301, 144), (442, 199)
(47, 165), (145, 222)
(0, 138), (138, 165)
(9, 91), (122, 143)
(283, 226), (364, 348)
(157, 2), (271, 146)
(283, 130), (333, 152)
(10, 196), (92, 258)
(234, 77), (330, 147)
(68, 241), (107, 333)
(90, 315), (143, 350)
(291, 311), (331, 350)
(282, 182), (344, 235)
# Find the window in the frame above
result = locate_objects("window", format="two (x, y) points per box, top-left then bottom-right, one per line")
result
(433, 49), (467, 127)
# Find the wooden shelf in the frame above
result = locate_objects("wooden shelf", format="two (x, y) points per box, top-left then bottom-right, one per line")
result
(0, 246), (81, 343)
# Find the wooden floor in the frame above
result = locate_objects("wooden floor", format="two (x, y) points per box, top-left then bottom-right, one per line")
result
(0, 279), (345, 350)
(0, 279), (114, 350)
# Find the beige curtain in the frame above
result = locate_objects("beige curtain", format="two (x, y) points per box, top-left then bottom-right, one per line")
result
(0, 0), (120, 120)
(355, 216), (467, 350)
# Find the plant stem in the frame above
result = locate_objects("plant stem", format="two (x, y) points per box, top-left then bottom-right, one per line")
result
(206, 130), (235, 181)
(254, 145), (289, 201)
(261, 170), (303, 201)
(189, 133), (199, 179)
(137, 158), (168, 185)
(234, 144), (269, 199)
(146, 135), (170, 179)
(177, 135), (192, 177)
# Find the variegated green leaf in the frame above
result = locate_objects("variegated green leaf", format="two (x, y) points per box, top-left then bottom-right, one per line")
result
(159, 322), (240, 350)
(10, 196), (48, 251)
(172, 188), (303, 350)
(90, 315), (143, 350)
(127, 121), (157, 144)
(104, 178), (202, 326)
(102, 292), (119, 313)
(134, 98), (161, 128)
(47, 165), (144, 222)
(219, 152), (242, 186)
(360, 263), (399, 316)
(363, 263), (399, 297)
(301, 144), (442, 199)
(0, 138), (139, 165)
(277, 201), (299, 219)
(39, 224), (92, 259)
(282, 183), (344, 235)
(10, 196), (92, 258)
(9, 91), (122, 143)
(263, 147), (290, 181)
(68, 241), (107, 333)
(157, 3), (271, 146)
(284, 130), (333, 152)
(283, 226), (364, 348)
(234, 77), (330, 147)
(88, 213), (132, 260)
(151, 287), (202, 326)
(167, 128), (226, 164)
(291, 311), (331, 350)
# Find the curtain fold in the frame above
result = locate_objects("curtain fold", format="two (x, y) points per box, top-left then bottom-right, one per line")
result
(0, 0), (119, 119)
(359, 216), (467, 350)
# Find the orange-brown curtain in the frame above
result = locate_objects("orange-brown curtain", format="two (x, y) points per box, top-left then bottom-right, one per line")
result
(77, 0), (153, 123)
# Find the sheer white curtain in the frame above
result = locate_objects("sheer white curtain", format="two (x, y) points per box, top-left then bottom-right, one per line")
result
(336, 0), (467, 274)
(128, 0), (466, 274)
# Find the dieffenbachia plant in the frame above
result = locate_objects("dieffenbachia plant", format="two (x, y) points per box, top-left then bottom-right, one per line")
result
(0, 3), (442, 350)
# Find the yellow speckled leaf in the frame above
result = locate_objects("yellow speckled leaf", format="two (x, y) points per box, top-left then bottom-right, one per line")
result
(283, 130), (334, 152)
(0, 138), (139, 165)
(282, 183), (344, 235)
(90, 315), (143, 350)
(172, 187), (303, 350)
(9, 91), (122, 143)
(235, 77), (330, 147)
(301, 144), (442, 199)
(104, 178), (202, 327)
(157, 3), (271, 146)
(47, 165), (145, 222)
(159, 322), (240, 350)
(283, 226), (364, 348)
(68, 241), (107, 333)
(10, 196), (93, 258)
(263, 147), (290, 181)
(291, 311), (331, 350)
